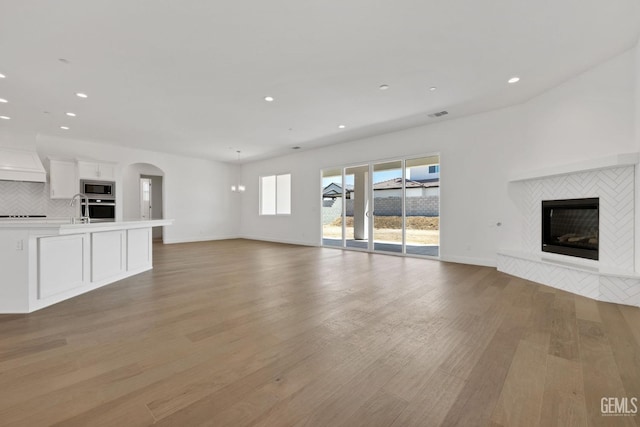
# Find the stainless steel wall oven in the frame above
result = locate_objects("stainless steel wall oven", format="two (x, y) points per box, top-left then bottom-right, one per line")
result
(80, 180), (116, 222)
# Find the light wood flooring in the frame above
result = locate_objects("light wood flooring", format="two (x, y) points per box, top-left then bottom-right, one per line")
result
(0, 239), (639, 426)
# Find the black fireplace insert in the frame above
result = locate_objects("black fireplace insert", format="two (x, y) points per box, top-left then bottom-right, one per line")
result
(541, 198), (599, 260)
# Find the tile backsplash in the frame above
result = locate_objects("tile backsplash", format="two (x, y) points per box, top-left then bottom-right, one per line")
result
(0, 181), (76, 217)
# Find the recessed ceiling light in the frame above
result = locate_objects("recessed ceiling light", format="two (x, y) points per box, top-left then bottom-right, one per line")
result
(76, 92), (88, 98)
(338, 124), (346, 129)
(0, 98), (7, 103)
(429, 87), (437, 92)
(264, 96), (275, 102)
(0, 116), (10, 120)
(508, 76), (520, 84)
(379, 84), (389, 90)
(66, 112), (76, 117)
(60, 126), (70, 130)
(0, 73), (5, 79)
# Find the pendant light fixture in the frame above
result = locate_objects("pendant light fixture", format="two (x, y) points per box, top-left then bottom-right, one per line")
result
(231, 150), (245, 192)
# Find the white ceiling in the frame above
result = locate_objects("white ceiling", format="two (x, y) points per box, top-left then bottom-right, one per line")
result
(0, 1), (638, 163)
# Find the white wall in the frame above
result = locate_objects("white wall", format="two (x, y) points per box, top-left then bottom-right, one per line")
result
(0, 130), (38, 150)
(239, 48), (637, 267)
(36, 135), (240, 243)
(516, 50), (635, 172)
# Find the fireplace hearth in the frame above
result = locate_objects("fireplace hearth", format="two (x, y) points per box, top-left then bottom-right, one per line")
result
(541, 198), (599, 260)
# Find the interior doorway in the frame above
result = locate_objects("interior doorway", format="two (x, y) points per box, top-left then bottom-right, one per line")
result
(140, 174), (163, 239)
(123, 163), (166, 242)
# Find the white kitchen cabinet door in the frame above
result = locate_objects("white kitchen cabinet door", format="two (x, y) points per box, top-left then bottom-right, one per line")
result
(78, 161), (116, 180)
(49, 160), (78, 199)
(38, 234), (88, 299)
(96, 163), (115, 180)
(77, 161), (98, 179)
(91, 230), (126, 282)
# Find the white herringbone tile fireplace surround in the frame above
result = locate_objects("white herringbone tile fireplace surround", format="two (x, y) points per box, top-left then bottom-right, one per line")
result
(497, 154), (640, 307)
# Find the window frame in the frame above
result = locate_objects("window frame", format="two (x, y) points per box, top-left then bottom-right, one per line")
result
(259, 173), (292, 216)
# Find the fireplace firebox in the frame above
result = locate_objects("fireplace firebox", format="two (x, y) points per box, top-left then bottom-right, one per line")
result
(541, 198), (599, 260)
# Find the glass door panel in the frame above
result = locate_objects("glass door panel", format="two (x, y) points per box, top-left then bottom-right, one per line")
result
(372, 160), (403, 253)
(344, 165), (369, 250)
(405, 156), (440, 256)
(321, 168), (343, 247)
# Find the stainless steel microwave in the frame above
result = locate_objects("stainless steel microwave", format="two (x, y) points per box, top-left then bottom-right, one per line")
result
(81, 180), (115, 199)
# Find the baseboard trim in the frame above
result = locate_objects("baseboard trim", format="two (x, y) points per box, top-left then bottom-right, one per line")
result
(163, 235), (240, 244)
(440, 255), (497, 268)
(237, 234), (317, 247)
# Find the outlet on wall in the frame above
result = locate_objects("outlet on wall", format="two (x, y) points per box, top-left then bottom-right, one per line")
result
(15, 239), (23, 251)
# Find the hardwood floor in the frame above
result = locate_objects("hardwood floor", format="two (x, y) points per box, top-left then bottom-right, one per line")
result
(0, 239), (639, 426)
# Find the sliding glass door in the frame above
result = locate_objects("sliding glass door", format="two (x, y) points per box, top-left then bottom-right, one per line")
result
(405, 156), (440, 257)
(372, 160), (403, 253)
(321, 154), (439, 258)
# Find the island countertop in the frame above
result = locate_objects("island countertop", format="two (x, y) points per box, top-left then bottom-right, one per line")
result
(0, 218), (173, 234)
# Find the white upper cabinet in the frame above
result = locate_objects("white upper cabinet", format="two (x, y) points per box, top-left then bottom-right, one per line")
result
(49, 159), (78, 199)
(78, 161), (115, 180)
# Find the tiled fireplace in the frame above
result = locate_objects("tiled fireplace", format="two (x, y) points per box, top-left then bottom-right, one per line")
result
(497, 154), (640, 307)
(541, 197), (599, 260)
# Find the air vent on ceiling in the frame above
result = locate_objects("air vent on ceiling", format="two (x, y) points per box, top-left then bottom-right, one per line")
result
(428, 110), (449, 118)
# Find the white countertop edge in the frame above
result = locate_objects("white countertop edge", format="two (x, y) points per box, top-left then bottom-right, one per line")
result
(59, 219), (174, 234)
(0, 219), (174, 233)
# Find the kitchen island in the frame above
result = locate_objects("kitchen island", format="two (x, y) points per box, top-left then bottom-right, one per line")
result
(0, 219), (173, 313)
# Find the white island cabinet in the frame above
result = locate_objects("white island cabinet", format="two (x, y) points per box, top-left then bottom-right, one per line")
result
(38, 234), (88, 299)
(0, 219), (172, 313)
(91, 230), (126, 282)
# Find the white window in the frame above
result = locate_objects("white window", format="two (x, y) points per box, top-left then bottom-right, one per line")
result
(260, 173), (291, 215)
(261, 175), (276, 215)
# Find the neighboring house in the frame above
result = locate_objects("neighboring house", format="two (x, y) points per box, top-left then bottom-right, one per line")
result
(408, 164), (440, 181)
(322, 178), (439, 199)
(322, 183), (354, 199)
(322, 182), (345, 198)
(372, 178), (439, 198)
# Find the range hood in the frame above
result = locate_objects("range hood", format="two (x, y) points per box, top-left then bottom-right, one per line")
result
(0, 147), (46, 182)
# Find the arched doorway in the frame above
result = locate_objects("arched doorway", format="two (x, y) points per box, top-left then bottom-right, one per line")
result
(123, 163), (165, 240)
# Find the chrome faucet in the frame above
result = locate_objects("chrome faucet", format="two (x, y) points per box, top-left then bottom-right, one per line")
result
(70, 193), (91, 224)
